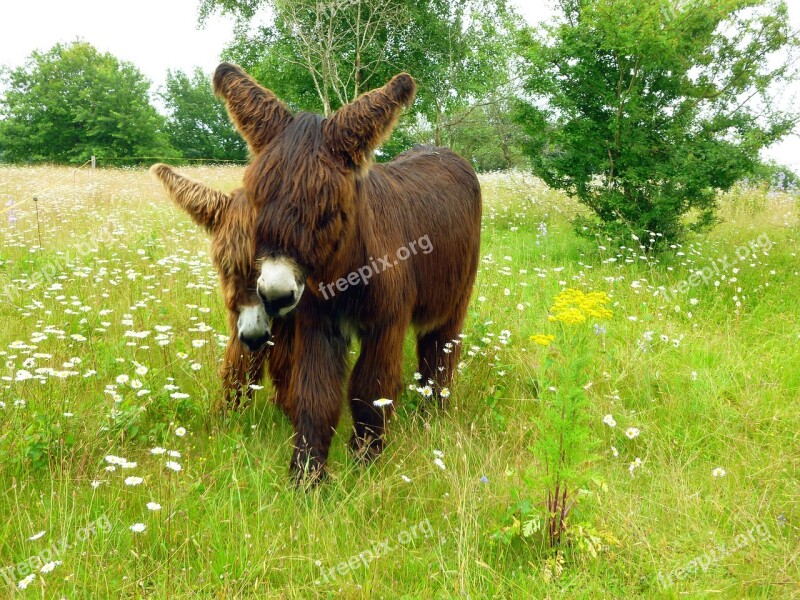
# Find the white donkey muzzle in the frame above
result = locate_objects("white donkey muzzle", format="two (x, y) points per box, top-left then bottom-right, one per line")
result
(237, 303), (271, 351)
(258, 257), (305, 317)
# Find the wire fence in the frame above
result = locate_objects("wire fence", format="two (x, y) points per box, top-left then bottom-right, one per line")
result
(1, 155), (246, 217)
(1, 155), (248, 252)
(96, 156), (249, 166)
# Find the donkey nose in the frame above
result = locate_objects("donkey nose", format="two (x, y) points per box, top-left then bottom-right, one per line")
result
(258, 286), (298, 317)
(239, 327), (271, 352)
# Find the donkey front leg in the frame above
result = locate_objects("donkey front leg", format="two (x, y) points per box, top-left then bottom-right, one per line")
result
(288, 319), (349, 484)
(219, 307), (270, 410)
(266, 315), (295, 416)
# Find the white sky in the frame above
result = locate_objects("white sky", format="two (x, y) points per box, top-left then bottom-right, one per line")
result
(0, 0), (797, 170)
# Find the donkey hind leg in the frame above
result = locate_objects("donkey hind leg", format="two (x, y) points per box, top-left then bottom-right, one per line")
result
(266, 315), (294, 416)
(416, 306), (468, 408)
(347, 323), (407, 463)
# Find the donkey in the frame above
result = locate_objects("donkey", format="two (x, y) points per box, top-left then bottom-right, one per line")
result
(215, 63), (482, 483)
(149, 164), (294, 411)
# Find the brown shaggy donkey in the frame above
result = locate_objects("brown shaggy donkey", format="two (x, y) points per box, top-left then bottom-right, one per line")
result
(149, 164), (293, 411)
(213, 63), (482, 483)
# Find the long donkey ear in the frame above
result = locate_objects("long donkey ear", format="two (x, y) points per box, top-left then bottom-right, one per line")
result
(150, 163), (231, 232)
(213, 62), (293, 154)
(324, 73), (416, 169)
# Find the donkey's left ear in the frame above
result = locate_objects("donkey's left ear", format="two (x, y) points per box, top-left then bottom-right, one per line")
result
(324, 73), (416, 169)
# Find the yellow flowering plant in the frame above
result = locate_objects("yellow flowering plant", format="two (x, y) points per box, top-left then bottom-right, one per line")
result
(499, 289), (616, 556)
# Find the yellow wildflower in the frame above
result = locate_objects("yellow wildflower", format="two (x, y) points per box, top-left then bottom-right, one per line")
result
(530, 334), (556, 346)
(549, 289), (613, 325)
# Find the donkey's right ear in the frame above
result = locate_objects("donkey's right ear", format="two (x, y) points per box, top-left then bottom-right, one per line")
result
(213, 62), (293, 154)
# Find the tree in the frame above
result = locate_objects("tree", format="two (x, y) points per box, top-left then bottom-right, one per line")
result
(0, 41), (175, 164)
(161, 68), (248, 161)
(200, 0), (406, 116)
(516, 0), (799, 245)
(447, 96), (528, 172)
(198, 0), (520, 157)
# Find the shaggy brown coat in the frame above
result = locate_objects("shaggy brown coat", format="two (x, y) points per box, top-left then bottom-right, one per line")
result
(214, 63), (482, 483)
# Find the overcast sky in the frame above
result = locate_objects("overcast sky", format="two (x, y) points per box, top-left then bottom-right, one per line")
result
(0, 0), (797, 169)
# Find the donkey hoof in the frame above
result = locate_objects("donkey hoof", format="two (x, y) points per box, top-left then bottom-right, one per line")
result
(349, 433), (385, 464)
(290, 451), (327, 487)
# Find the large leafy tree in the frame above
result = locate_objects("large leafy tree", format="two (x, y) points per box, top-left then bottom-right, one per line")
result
(0, 41), (175, 164)
(161, 68), (248, 161)
(198, 0), (520, 155)
(516, 0), (799, 245)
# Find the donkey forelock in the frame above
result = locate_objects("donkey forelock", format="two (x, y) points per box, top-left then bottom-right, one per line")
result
(245, 112), (355, 272)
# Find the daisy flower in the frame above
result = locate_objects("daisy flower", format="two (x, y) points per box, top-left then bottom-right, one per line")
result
(603, 414), (617, 427)
(712, 467), (726, 478)
(40, 560), (61, 573)
(124, 476), (143, 486)
(130, 523), (146, 533)
(625, 427), (640, 440)
(373, 398), (393, 408)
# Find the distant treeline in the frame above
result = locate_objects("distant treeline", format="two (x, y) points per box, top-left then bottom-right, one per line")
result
(1, 0), (797, 245)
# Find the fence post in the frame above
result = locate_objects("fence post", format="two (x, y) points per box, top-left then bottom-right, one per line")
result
(33, 196), (42, 249)
(91, 156), (96, 169)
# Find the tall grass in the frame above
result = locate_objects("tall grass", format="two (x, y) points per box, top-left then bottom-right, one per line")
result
(0, 165), (797, 598)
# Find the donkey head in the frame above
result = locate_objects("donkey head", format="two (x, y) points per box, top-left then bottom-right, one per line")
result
(149, 163), (270, 350)
(213, 63), (416, 318)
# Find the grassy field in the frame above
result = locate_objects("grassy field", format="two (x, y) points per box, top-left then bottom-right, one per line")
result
(0, 165), (798, 598)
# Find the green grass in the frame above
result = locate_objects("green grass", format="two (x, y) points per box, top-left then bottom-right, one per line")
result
(0, 165), (797, 598)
